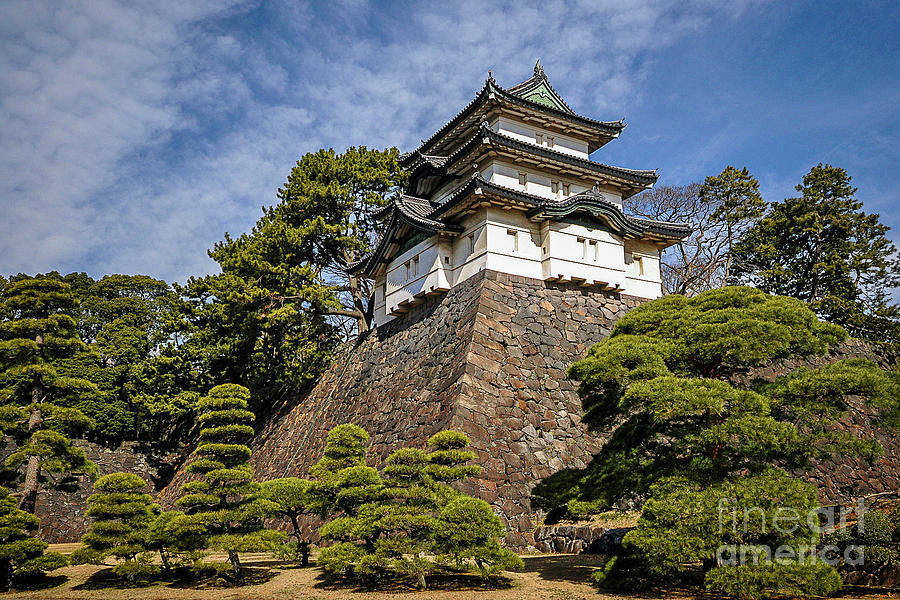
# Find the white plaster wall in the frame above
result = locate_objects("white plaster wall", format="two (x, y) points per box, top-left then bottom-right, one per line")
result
(373, 210), (665, 326)
(492, 116), (589, 158)
(624, 239), (664, 299)
(448, 210), (489, 286)
(376, 235), (454, 325)
(481, 208), (544, 280)
(542, 220), (627, 289)
(485, 160), (589, 201)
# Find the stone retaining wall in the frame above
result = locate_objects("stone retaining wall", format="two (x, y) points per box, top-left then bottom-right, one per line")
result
(2, 440), (164, 543)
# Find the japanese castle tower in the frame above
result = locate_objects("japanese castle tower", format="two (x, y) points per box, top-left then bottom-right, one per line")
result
(350, 62), (690, 326)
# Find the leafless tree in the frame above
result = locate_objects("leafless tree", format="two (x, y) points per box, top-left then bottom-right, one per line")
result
(625, 183), (729, 296)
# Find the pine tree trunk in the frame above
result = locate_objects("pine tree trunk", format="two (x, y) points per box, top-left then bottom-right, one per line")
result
(20, 368), (43, 514)
(724, 223), (733, 284)
(0, 558), (12, 591)
(300, 541), (309, 567)
(228, 550), (243, 583)
(159, 548), (171, 572)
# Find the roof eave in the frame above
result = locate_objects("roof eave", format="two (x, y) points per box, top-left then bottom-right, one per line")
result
(402, 78), (626, 163)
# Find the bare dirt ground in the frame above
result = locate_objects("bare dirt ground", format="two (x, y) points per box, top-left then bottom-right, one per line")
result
(4, 546), (895, 600)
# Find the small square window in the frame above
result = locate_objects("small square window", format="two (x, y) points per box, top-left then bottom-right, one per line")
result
(535, 133), (543, 145)
(507, 229), (519, 252)
(444, 255), (452, 266)
(518, 172), (527, 187)
(546, 136), (554, 148)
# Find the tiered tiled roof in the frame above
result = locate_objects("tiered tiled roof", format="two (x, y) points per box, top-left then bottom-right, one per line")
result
(350, 64), (690, 279)
(407, 122), (657, 200)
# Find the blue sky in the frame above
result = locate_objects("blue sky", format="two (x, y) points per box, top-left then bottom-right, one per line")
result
(1, 0), (898, 284)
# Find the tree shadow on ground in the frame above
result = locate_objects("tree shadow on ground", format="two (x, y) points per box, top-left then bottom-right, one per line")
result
(312, 563), (514, 593)
(73, 567), (152, 590)
(11, 574), (68, 592)
(73, 564), (278, 591)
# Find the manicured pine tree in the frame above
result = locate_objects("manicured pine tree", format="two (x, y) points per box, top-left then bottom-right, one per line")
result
(175, 384), (281, 582)
(545, 286), (900, 598)
(0, 486), (66, 591)
(143, 510), (182, 573)
(308, 423), (376, 517)
(258, 477), (314, 566)
(316, 426), (522, 589)
(314, 425), (384, 578)
(70, 473), (160, 584)
(0, 277), (98, 513)
(433, 496), (523, 578)
(376, 446), (435, 589)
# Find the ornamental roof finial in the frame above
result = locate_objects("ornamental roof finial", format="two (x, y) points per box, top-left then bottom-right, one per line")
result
(487, 69), (495, 84)
(534, 59), (546, 79)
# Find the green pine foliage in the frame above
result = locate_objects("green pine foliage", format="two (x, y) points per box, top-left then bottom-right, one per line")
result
(178, 148), (406, 413)
(823, 506), (900, 581)
(70, 472), (160, 584)
(61, 273), (198, 445)
(699, 165), (766, 283)
(537, 286), (900, 598)
(0, 276), (98, 513)
(0, 486), (66, 590)
(732, 163), (900, 347)
(433, 497), (523, 578)
(174, 384), (282, 582)
(142, 510), (184, 573)
(314, 425), (521, 589)
(258, 477), (314, 566)
(704, 561), (843, 600)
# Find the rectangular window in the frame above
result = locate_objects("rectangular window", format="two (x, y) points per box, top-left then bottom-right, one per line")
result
(542, 245), (548, 256)
(535, 133), (543, 145)
(634, 254), (644, 275)
(563, 183), (570, 196)
(444, 255), (451, 266)
(551, 180), (559, 194)
(546, 136), (554, 148)
(518, 172), (527, 187)
(590, 240), (599, 261)
(412, 256), (419, 277)
(404, 262), (410, 280)
(578, 237), (587, 260)
(467, 234), (475, 256)
(507, 229), (519, 252)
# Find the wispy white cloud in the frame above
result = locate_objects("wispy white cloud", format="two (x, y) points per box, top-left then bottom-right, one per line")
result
(0, 0), (801, 284)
